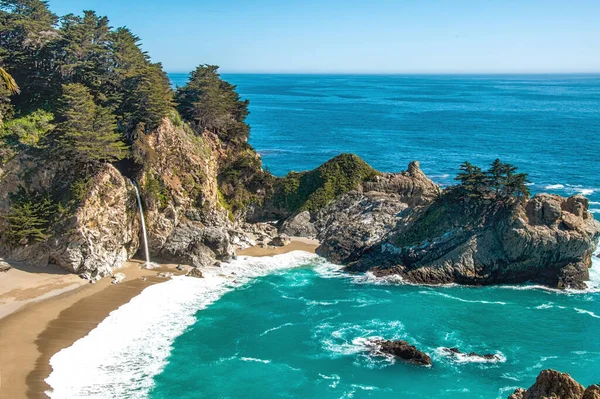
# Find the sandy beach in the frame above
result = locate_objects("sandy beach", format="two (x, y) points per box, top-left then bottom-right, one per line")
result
(0, 238), (318, 399)
(0, 261), (185, 399)
(238, 237), (319, 257)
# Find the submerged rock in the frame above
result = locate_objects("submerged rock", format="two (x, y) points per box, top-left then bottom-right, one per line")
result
(369, 339), (432, 366)
(508, 369), (587, 399)
(441, 347), (501, 361)
(157, 272), (174, 279)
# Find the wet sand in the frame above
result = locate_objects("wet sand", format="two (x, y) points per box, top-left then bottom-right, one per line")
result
(0, 261), (184, 399)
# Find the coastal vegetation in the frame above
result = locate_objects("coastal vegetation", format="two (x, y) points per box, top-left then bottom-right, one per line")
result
(272, 153), (379, 213)
(454, 159), (530, 202)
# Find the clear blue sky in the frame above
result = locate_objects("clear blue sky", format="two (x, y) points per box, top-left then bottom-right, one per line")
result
(48, 0), (600, 74)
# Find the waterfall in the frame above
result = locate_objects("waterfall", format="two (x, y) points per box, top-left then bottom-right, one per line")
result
(131, 180), (151, 268)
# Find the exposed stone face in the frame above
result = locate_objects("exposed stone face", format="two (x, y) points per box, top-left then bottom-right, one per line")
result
(157, 222), (235, 268)
(328, 192), (599, 289)
(279, 211), (317, 238)
(269, 234), (291, 247)
(508, 369), (587, 399)
(0, 163), (139, 277)
(582, 386), (600, 399)
(314, 191), (410, 263)
(0, 118), (239, 277)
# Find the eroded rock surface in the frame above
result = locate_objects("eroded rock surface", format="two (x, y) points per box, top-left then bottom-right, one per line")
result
(508, 369), (594, 399)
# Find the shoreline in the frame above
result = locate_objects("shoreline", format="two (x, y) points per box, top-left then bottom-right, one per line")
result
(0, 239), (318, 398)
(0, 261), (184, 399)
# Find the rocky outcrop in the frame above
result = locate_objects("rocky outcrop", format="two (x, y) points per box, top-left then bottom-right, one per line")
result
(0, 118), (240, 277)
(278, 161), (440, 264)
(368, 339), (432, 366)
(508, 369), (599, 399)
(186, 267), (203, 278)
(157, 222), (235, 268)
(269, 234), (291, 247)
(583, 385), (600, 399)
(327, 191), (599, 289)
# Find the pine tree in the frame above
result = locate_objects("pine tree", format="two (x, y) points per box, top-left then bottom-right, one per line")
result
(0, 0), (59, 111)
(505, 172), (530, 200)
(53, 83), (127, 165)
(175, 64), (249, 142)
(455, 161), (487, 199)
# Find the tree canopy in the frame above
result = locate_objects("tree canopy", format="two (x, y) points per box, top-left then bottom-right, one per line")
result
(175, 65), (250, 143)
(51, 83), (127, 166)
(454, 159), (530, 202)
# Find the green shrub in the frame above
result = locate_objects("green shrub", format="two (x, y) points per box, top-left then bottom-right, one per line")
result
(1, 109), (54, 148)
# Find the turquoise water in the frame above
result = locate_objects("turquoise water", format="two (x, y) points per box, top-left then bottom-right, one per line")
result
(148, 262), (600, 399)
(47, 75), (600, 398)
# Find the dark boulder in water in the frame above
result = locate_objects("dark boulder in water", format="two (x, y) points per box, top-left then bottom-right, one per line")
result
(370, 339), (432, 366)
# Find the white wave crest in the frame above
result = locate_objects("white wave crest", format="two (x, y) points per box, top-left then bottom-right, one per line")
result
(260, 322), (294, 336)
(544, 184), (565, 190)
(240, 357), (272, 364)
(45, 251), (319, 399)
(420, 290), (507, 305)
(574, 308), (600, 319)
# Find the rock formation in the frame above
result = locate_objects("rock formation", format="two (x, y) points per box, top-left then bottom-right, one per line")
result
(508, 369), (600, 399)
(307, 177), (599, 288)
(368, 339), (432, 366)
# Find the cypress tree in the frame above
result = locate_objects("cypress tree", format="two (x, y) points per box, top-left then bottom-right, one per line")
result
(53, 83), (127, 165)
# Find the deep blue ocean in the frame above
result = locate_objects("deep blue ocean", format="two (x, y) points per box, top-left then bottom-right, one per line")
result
(46, 75), (600, 399)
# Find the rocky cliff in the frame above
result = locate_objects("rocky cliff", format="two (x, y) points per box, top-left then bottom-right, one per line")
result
(0, 117), (252, 276)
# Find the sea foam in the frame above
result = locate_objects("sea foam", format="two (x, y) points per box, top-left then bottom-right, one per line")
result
(45, 251), (318, 399)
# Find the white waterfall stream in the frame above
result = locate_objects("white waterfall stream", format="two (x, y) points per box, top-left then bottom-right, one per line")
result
(131, 180), (151, 267)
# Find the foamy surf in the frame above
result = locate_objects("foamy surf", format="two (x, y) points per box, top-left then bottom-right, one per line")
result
(435, 347), (507, 364)
(45, 251), (319, 399)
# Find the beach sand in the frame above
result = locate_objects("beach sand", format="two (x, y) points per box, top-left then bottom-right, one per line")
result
(0, 261), (185, 399)
(0, 238), (318, 398)
(238, 237), (319, 257)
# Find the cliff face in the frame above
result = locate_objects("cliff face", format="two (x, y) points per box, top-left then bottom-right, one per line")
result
(0, 160), (139, 277)
(311, 161), (440, 263)
(0, 118), (244, 275)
